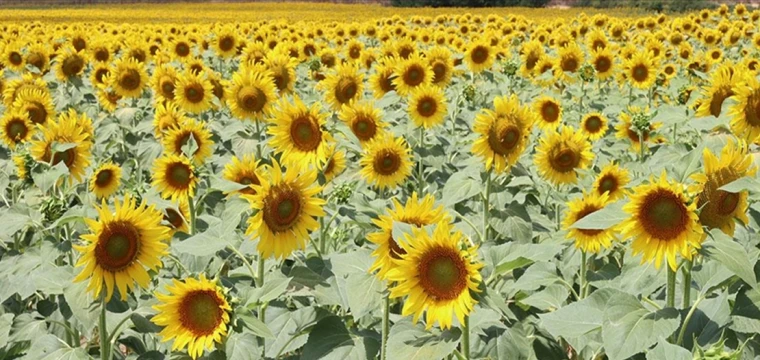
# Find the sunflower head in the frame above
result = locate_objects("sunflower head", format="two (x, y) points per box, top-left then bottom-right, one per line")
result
(0, 110), (34, 150)
(89, 162), (122, 199)
(243, 160), (326, 259)
(55, 46), (87, 82)
(151, 154), (198, 202)
(533, 96), (562, 129)
(386, 221), (483, 330)
(152, 274), (231, 359)
(322, 144), (347, 183)
(535, 126), (594, 186)
(13, 88), (55, 126)
(321, 63), (364, 110)
(464, 41), (495, 73)
(621, 172), (704, 271)
(30, 110), (93, 183)
(269, 96), (332, 170)
(73, 194), (169, 301)
(339, 101), (387, 145)
(408, 84), (447, 129)
(174, 70), (214, 114)
(393, 53), (432, 96)
(624, 52), (657, 89)
(359, 133), (414, 190)
(472, 94), (534, 173)
(593, 163), (630, 202)
(162, 119), (214, 165)
(580, 112), (608, 141)
(222, 154), (263, 196)
(563, 192), (616, 253)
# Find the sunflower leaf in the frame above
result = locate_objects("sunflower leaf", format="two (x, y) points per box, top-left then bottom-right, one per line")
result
(570, 200), (627, 230)
(386, 319), (460, 360)
(601, 293), (680, 360)
(703, 230), (758, 288)
(719, 176), (760, 193)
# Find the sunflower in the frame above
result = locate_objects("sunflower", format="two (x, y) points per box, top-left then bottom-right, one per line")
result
(3, 73), (48, 107)
(90, 63), (110, 88)
(535, 126), (594, 186)
(321, 63), (364, 111)
(554, 43), (583, 83)
(12, 88), (55, 126)
(89, 40), (112, 63)
(563, 192), (616, 253)
(54, 46), (87, 82)
(393, 53), (432, 97)
(268, 96), (332, 170)
(174, 70), (214, 114)
(2, 41), (25, 72)
(615, 106), (664, 152)
(464, 40), (495, 73)
(89, 162), (122, 199)
(427, 46), (454, 87)
(168, 36), (194, 60)
(163, 200), (191, 236)
(695, 63), (736, 118)
(533, 96), (563, 130)
(580, 112), (608, 141)
(242, 160), (325, 259)
(265, 52), (297, 94)
(590, 47), (615, 80)
(25, 43), (50, 74)
(222, 154), (263, 196)
(152, 154), (198, 202)
(370, 61), (397, 99)
(624, 52), (657, 89)
(152, 274), (231, 360)
(0, 110), (33, 150)
(386, 221), (483, 330)
(213, 29), (238, 58)
(520, 40), (544, 77)
(408, 84), (447, 129)
(471, 94), (534, 173)
(691, 140), (757, 236)
(368, 192), (450, 280)
(360, 133), (413, 190)
(591, 163), (630, 201)
(338, 101), (388, 145)
(322, 144), (346, 182)
(162, 119), (214, 165)
(30, 112), (92, 182)
(109, 57), (148, 99)
(151, 64), (179, 102)
(73, 194), (169, 301)
(620, 172), (704, 271)
(223, 68), (277, 122)
(729, 72), (760, 142)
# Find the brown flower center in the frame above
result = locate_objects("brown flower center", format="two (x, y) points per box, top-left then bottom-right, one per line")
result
(372, 149), (401, 176)
(290, 115), (322, 152)
(95, 169), (113, 187)
(94, 220), (140, 272)
(179, 290), (224, 336)
(6, 119), (28, 141)
(550, 148), (580, 173)
(352, 115), (377, 141)
(403, 64), (425, 87)
(417, 245), (468, 301)
(541, 101), (560, 123)
(632, 64), (649, 82)
(639, 189), (689, 240)
(262, 186), (302, 233)
(470, 45), (489, 65)
(219, 36), (235, 52)
(119, 69), (141, 91)
(175, 42), (190, 57)
(160, 77), (175, 99)
(166, 162), (193, 189)
(584, 115), (603, 133)
(238, 86), (267, 113)
(62, 54), (84, 77)
(164, 208), (185, 229)
(487, 119), (520, 156)
(184, 83), (205, 103)
(335, 78), (358, 105)
(416, 96), (437, 117)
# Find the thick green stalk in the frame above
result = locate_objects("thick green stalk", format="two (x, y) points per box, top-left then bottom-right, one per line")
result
(319, 215), (327, 255)
(99, 294), (110, 360)
(381, 293), (390, 360)
(256, 256), (266, 356)
(187, 194), (196, 235)
(682, 260), (692, 308)
(580, 251), (587, 299)
(417, 127), (425, 195)
(666, 266), (676, 309)
(461, 316), (470, 360)
(482, 169), (492, 242)
(676, 295), (705, 346)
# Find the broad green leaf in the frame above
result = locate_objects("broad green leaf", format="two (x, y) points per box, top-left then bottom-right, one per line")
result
(495, 323), (537, 360)
(63, 281), (99, 335)
(50, 141), (78, 153)
(345, 271), (383, 319)
(493, 243), (564, 275)
(226, 333), (261, 360)
(41, 347), (91, 360)
(441, 171), (481, 207)
(646, 340), (691, 360)
(130, 313), (162, 334)
(540, 288), (624, 346)
(173, 216), (234, 256)
(236, 310), (275, 339)
(210, 175), (249, 193)
(490, 202), (532, 242)
(246, 272), (291, 305)
(602, 293), (681, 360)
(265, 306), (321, 358)
(719, 176), (760, 193)
(520, 284), (569, 311)
(0, 314), (13, 348)
(386, 319), (460, 360)
(730, 286), (760, 335)
(512, 262), (560, 292)
(651, 105), (687, 126)
(301, 316), (379, 360)
(692, 261), (734, 297)
(570, 200), (628, 230)
(32, 162), (69, 193)
(672, 144), (704, 183)
(679, 292), (730, 349)
(703, 230), (757, 288)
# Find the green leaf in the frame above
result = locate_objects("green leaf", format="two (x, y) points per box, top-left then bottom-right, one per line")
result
(672, 144), (704, 183)
(50, 141), (78, 153)
(646, 340), (691, 360)
(210, 175), (249, 193)
(540, 288), (624, 346)
(441, 171), (481, 207)
(173, 216), (235, 256)
(0, 314), (13, 348)
(63, 282), (98, 335)
(520, 284), (569, 312)
(40, 347), (91, 360)
(719, 176), (760, 193)
(679, 292), (730, 349)
(495, 323), (536, 360)
(265, 306), (321, 358)
(130, 313), (162, 334)
(493, 243), (564, 275)
(345, 271), (384, 319)
(386, 319), (460, 360)
(730, 287), (760, 334)
(33, 162), (70, 193)
(490, 202), (532, 242)
(236, 310), (275, 339)
(570, 200), (627, 230)
(181, 134), (199, 159)
(651, 105), (687, 126)
(226, 333), (261, 360)
(692, 261), (734, 297)
(601, 293), (681, 360)
(703, 230), (758, 288)
(246, 272), (291, 305)
(301, 316), (379, 360)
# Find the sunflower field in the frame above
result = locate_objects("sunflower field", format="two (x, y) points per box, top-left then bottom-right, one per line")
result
(2, 2), (760, 360)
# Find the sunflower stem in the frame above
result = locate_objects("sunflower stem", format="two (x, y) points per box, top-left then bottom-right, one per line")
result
(255, 119), (264, 160)
(682, 259), (693, 308)
(638, 132), (645, 163)
(381, 292), (390, 360)
(99, 293), (110, 360)
(187, 194), (196, 235)
(461, 315), (470, 360)
(256, 256), (266, 357)
(666, 266), (677, 309)
(580, 250), (587, 299)
(482, 168), (492, 242)
(417, 126), (425, 195)
(676, 295), (704, 346)
(319, 215), (327, 256)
